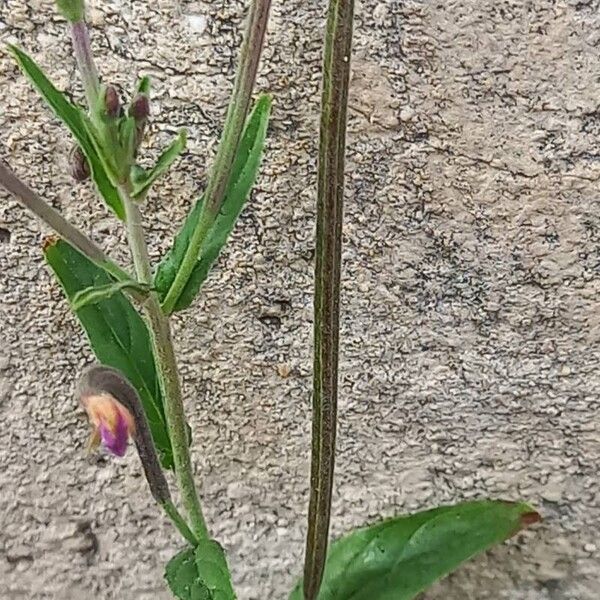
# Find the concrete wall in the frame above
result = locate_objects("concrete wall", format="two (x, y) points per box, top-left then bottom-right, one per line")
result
(1, 1), (599, 598)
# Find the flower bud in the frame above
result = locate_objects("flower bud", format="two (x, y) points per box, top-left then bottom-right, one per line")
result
(104, 86), (120, 118)
(55, 0), (85, 22)
(78, 365), (172, 504)
(70, 146), (90, 182)
(129, 95), (150, 122)
(82, 392), (135, 457)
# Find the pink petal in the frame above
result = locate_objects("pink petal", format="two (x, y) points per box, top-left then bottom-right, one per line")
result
(99, 410), (129, 457)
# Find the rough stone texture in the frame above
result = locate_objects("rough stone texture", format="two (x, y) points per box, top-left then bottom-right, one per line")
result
(1, 0), (599, 599)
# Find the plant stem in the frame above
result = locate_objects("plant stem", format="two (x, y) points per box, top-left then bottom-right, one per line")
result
(161, 500), (199, 546)
(119, 187), (208, 540)
(161, 0), (271, 314)
(0, 160), (130, 282)
(66, 1), (207, 542)
(303, 1), (354, 598)
(70, 20), (100, 107)
(202, 0), (271, 218)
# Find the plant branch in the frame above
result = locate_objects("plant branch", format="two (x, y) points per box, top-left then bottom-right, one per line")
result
(303, 0), (354, 598)
(202, 0), (271, 218)
(66, 0), (207, 541)
(161, 500), (199, 547)
(70, 19), (100, 107)
(161, 0), (271, 314)
(0, 160), (130, 282)
(119, 186), (208, 541)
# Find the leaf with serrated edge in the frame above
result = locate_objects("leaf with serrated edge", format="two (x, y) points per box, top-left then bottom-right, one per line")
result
(43, 238), (174, 468)
(289, 500), (540, 600)
(165, 548), (208, 600)
(154, 95), (271, 312)
(8, 45), (124, 219)
(165, 540), (236, 600)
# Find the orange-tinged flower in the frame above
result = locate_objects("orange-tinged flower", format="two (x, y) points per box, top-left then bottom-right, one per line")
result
(81, 393), (136, 457)
(78, 365), (172, 504)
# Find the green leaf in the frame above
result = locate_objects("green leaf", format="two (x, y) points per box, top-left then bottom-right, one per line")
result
(79, 109), (121, 186)
(71, 279), (151, 311)
(131, 129), (187, 199)
(153, 196), (203, 309)
(136, 75), (151, 96)
(289, 500), (540, 600)
(43, 238), (174, 468)
(165, 540), (236, 600)
(131, 165), (148, 191)
(8, 45), (125, 219)
(118, 116), (138, 167)
(154, 94), (271, 312)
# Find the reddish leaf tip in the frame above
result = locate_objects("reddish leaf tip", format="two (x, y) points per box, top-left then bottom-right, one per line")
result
(520, 511), (542, 528)
(507, 509), (542, 540)
(42, 235), (60, 252)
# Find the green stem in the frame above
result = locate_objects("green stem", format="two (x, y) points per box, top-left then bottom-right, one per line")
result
(120, 187), (208, 540)
(65, 0), (206, 541)
(161, 500), (199, 547)
(202, 0), (271, 217)
(303, 1), (354, 599)
(161, 0), (271, 314)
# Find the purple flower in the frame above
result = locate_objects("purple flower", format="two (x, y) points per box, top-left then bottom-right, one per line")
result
(81, 393), (135, 457)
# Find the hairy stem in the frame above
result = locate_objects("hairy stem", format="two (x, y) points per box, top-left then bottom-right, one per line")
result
(202, 0), (271, 217)
(161, 500), (199, 546)
(70, 20), (100, 107)
(120, 187), (208, 540)
(303, 1), (354, 598)
(0, 160), (130, 282)
(161, 0), (271, 314)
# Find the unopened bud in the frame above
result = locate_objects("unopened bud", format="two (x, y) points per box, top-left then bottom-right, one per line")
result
(55, 0), (85, 22)
(129, 95), (150, 122)
(104, 86), (120, 118)
(70, 146), (90, 182)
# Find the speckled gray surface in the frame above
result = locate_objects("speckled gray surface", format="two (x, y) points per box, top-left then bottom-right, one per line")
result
(1, 1), (599, 599)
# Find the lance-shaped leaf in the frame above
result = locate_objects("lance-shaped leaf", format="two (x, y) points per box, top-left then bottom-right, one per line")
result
(131, 129), (187, 199)
(118, 116), (138, 172)
(79, 108), (121, 187)
(289, 500), (540, 600)
(7, 45), (124, 219)
(165, 540), (236, 600)
(154, 95), (271, 313)
(71, 279), (151, 311)
(43, 238), (174, 468)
